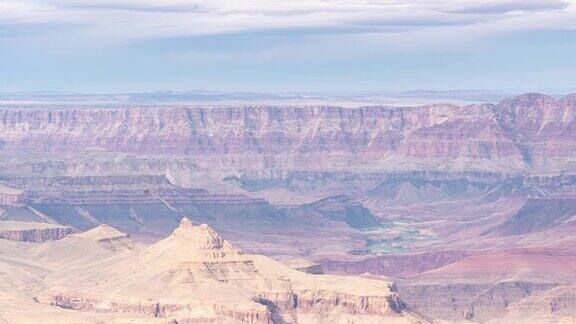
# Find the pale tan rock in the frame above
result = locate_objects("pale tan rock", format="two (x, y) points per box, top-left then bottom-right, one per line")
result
(38, 218), (425, 323)
(0, 218), (425, 323)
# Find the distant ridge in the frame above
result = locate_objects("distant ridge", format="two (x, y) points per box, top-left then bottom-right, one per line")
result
(1, 93), (576, 173)
(0, 89), (514, 106)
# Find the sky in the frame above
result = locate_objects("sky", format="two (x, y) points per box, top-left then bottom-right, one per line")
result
(0, 0), (575, 94)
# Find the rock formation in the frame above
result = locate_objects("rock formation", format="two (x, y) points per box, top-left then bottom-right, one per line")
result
(0, 221), (74, 242)
(0, 184), (26, 207)
(282, 259), (324, 275)
(396, 249), (576, 323)
(40, 219), (423, 323)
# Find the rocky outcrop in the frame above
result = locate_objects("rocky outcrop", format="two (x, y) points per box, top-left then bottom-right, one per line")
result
(2, 175), (169, 189)
(0, 227), (73, 242)
(28, 188), (231, 205)
(257, 290), (409, 322)
(399, 281), (557, 322)
(0, 185), (26, 207)
(396, 250), (576, 322)
(293, 263), (324, 275)
(74, 224), (135, 251)
(28, 191), (288, 236)
(491, 93), (576, 169)
(0, 221), (74, 242)
(503, 284), (576, 320)
(492, 197), (576, 236)
(319, 250), (472, 278)
(42, 219), (423, 323)
(288, 195), (382, 229)
(48, 295), (273, 323)
(282, 259), (325, 275)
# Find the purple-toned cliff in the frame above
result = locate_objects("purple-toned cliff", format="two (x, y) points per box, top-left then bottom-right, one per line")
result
(0, 93), (575, 172)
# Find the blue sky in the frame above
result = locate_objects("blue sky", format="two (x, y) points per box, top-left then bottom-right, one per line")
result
(0, 0), (575, 93)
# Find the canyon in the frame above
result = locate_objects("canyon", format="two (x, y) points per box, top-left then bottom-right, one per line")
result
(1, 93), (576, 323)
(0, 93), (574, 172)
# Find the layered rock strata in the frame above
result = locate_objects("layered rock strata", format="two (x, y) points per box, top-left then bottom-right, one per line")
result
(0, 93), (574, 172)
(0, 185), (26, 207)
(0, 221), (74, 242)
(42, 219), (423, 323)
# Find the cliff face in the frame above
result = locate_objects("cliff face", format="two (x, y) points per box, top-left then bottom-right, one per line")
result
(399, 281), (558, 322)
(319, 250), (472, 278)
(394, 250), (576, 322)
(0, 222), (74, 242)
(0, 93), (574, 172)
(0, 227), (73, 242)
(0, 185), (26, 207)
(257, 290), (409, 323)
(491, 93), (576, 168)
(48, 295), (273, 324)
(289, 194), (382, 229)
(503, 285), (576, 321)
(493, 197), (576, 236)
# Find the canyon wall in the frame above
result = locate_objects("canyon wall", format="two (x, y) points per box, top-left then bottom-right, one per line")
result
(0, 93), (574, 172)
(0, 222), (75, 242)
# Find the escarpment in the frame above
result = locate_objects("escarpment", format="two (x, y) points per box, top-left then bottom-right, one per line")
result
(1, 93), (575, 172)
(0, 221), (74, 242)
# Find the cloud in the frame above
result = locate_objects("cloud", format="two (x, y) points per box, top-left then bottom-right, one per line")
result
(447, 0), (569, 14)
(0, 0), (573, 41)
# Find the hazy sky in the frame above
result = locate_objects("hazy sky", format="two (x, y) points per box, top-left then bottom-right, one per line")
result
(1, 0), (575, 93)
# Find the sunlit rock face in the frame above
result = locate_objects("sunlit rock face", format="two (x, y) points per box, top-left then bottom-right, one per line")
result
(4, 219), (423, 323)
